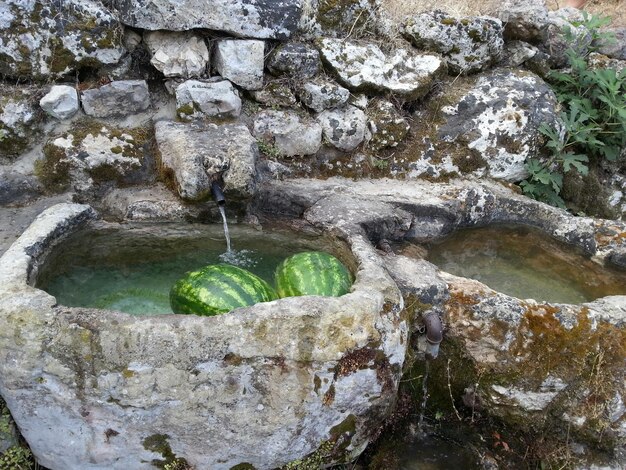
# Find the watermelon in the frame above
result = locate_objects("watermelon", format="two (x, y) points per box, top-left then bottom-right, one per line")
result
(170, 264), (277, 316)
(275, 251), (353, 298)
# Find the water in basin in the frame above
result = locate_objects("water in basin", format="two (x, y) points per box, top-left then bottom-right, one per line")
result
(410, 225), (626, 304)
(37, 222), (322, 315)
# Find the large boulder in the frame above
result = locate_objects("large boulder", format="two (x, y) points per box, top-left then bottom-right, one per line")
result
(0, 0), (125, 80)
(495, 0), (549, 42)
(81, 80), (151, 118)
(144, 31), (209, 78)
(437, 69), (560, 181)
(0, 85), (44, 161)
(403, 10), (504, 75)
(175, 80), (242, 121)
(253, 110), (322, 157)
(439, 276), (626, 466)
(155, 120), (258, 201)
(317, 38), (445, 100)
(214, 40), (265, 91)
(113, 0), (303, 39)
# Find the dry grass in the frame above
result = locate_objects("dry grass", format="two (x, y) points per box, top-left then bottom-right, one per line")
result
(381, 0), (626, 27)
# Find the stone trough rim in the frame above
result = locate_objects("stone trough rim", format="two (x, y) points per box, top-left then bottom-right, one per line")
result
(0, 201), (404, 342)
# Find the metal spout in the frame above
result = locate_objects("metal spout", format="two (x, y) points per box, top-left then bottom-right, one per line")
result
(211, 181), (225, 206)
(423, 311), (443, 360)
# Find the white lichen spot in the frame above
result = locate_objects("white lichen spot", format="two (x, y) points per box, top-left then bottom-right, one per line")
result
(491, 384), (559, 411)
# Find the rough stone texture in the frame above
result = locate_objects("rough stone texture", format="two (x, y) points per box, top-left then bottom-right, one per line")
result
(552, 6), (585, 24)
(0, 85), (44, 160)
(588, 52), (626, 73)
(155, 120), (258, 201)
(253, 110), (322, 157)
(0, 0), (124, 80)
(39, 85), (79, 120)
(258, 177), (626, 269)
(144, 31), (209, 78)
(366, 100), (409, 151)
(597, 27), (626, 61)
(306, 0), (383, 38)
(317, 105), (369, 152)
(267, 41), (320, 79)
(318, 38), (446, 100)
(0, 198), (406, 469)
(298, 78), (350, 112)
(544, 10), (592, 68)
(524, 49), (552, 78)
(249, 81), (297, 107)
(100, 184), (204, 221)
(0, 194), (73, 257)
(403, 11), (504, 75)
(81, 80), (151, 118)
(175, 79), (241, 120)
(0, 170), (41, 206)
(113, 0), (303, 39)
(39, 122), (154, 194)
(436, 273), (626, 466)
(495, 0), (549, 42)
(437, 69), (560, 182)
(214, 40), (265, 91)
(501, 40), (539, 67)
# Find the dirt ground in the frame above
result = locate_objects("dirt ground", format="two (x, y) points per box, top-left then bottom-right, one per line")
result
(0, 194), (72, 257)
(381, 0), (626, 27)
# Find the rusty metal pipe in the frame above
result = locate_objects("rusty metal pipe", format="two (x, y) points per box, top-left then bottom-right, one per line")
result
(423, 311), (443, 359)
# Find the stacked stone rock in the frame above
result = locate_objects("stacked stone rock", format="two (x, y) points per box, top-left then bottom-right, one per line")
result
(2, 0), (624, 212)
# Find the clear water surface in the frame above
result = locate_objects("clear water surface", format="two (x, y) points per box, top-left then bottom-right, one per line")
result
(412, 225), (626, 304)
(38, 223), (324, 316)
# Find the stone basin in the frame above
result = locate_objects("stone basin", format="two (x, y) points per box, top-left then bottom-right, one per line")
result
(1, 177), (626, 469)
(0, 202), (407, 469)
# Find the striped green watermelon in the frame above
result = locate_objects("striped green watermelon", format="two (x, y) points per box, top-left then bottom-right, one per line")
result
(275, 251), (352, 298)
(170, 264), (277, 316)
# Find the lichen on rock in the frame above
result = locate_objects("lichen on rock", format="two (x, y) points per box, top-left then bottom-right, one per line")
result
(37, 121), (154, 193)
(0, 84), (44, 161)
(403, 10), (504, 75)
(317, 38), (446, 100)
(0, 0), (125, 80)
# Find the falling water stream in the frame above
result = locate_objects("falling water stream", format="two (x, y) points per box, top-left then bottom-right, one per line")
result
(416, 359), (430, 437)
(218, 205), (231, 252)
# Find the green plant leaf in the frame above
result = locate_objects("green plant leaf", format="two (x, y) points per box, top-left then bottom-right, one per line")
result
(562, 153), (589, 174)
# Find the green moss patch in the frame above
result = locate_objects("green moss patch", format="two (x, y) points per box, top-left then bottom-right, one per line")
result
(142, 434), (189, 469)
